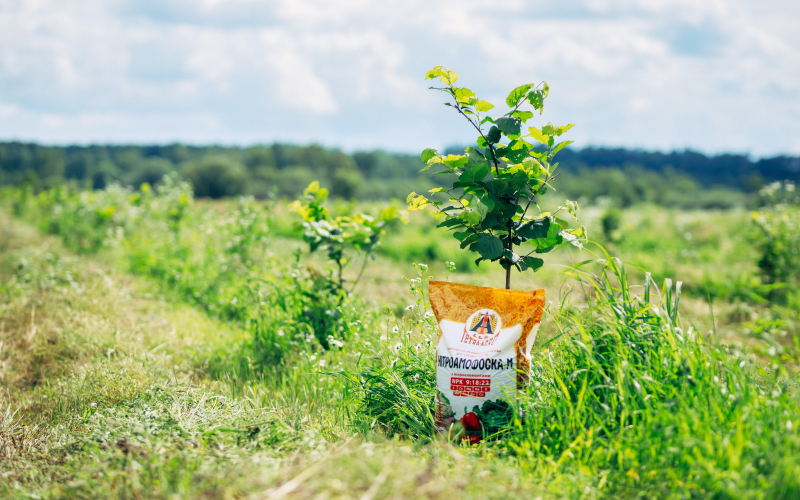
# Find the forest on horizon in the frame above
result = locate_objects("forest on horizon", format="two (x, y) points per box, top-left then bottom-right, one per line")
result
(1, 141), (798, 209)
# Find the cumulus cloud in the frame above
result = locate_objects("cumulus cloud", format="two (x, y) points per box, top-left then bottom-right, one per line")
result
(0, 0), (797, 155)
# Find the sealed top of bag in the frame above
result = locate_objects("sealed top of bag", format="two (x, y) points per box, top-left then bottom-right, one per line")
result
(428, 281), (545, 338)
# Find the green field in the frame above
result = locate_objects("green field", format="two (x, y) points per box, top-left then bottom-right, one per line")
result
(2, 181), (800, 499)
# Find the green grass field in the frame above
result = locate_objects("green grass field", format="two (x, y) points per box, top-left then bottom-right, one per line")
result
(2, 183), (800, 499)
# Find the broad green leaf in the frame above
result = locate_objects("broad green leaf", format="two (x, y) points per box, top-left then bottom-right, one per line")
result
(490, 179), (515, 196)
(506, 84), (533, 107)
(480, 212), (502, 230)
(541, 122), (556, 135)
(560, 230), (583, 249)
(459, 163), (490, 183)
(471, 197), (490, 220)
(475, 100), (495, 112)
(476, 192), (496, 211)
(555, 123), (575, 136)
(454, 87), (475, 104)
(495, 116), (521, 137)
(552, 140), (574, 156)
(459, 232), (480, 248)
(522, 256), (544, 272)
(461, 209), (483, 226)
(476, 234), (504, 260)
(511, 110), (534, 122)
(487, 126), (502, 144)
(527, 127), (550, 145)
(517, 217), (550, 239)
(558, 200), (580, 220)
(437, 218), (464, 228)
(533, 222), (563, 252)
(465, 147), (486, 165)
(421, 148), (438, 163)
(442, 154), (469, 168)
(522, 157), (547, 176)
(426, 65), (458, 85)
(407, 193), (431, 211)
(527, 89), (545, 112)
(453, 230), (472, 242)
(429, 187), (448, 193)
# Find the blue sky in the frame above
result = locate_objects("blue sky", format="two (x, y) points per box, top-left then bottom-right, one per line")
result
(0, 0), (798, 157)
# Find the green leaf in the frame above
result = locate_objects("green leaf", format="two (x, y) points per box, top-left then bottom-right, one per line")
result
(421, 148), (438, 163)
(506, 84), (533, 107)
(480, 213), (501, 230)
(517, 217), (550, 239)
(459, 163), (490, 183)
(442, 154), (469, 168)
(426, 65), (458, 85)
(454, 87), (475, 104)
(522, 257), (544, 272)
(476, 193), (496, 211)
(555, 123), (575, 136)
(459, 232), (480, 248)
(429, 187), (448, 194)
(461, 210), (482, 226)
(552, 140), (573, 156)
(541, 122), (556, 135)
(453, 230), (472, 242)
(511, 110), (534, 122)
(465, 147), (486, 165)
(471, 197), (490, 220)
(533, 222), (563, 253)
(560, 230), (583, 249)
(476, 234), (504, 260)
(437, 218), (463, 229)
(527, 89), (546, 112)
(527, 127), (550, 145)
(487, 126), (502, 144)
(475, 100), (494, 112)
(495, 116), (521, 137)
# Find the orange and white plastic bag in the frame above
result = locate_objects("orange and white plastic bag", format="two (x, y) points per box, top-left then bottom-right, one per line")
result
(428, 281), (545, 442)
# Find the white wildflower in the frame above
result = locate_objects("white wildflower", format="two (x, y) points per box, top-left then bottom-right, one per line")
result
(405, 304), (415, 311)
(393, 342), (403, 353)
(309, 355), (317, 361)
(392, 326), (399, 333)
(278, 329), (285, 336)
(318, 360), (326, 367)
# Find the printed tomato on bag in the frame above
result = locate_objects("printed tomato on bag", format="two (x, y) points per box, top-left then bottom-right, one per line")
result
(429, 281), (545, 441)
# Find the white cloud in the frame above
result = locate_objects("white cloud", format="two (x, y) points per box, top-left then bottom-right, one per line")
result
(0, 0), (797, 155)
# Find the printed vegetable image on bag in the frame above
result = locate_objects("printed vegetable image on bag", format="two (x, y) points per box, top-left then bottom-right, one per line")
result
(429, 281), (545, 443)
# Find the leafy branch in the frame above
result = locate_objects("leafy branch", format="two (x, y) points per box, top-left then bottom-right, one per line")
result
(408, 66), (586, 289)
(291, 181), (407, 295)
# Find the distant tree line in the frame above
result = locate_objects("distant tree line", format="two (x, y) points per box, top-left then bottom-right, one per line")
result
(1, 141), (797, 207)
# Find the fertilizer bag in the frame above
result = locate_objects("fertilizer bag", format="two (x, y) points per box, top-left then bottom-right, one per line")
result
(429, 281), (545, 440)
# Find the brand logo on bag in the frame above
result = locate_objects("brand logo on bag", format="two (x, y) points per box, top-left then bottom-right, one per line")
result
(461, 309), (502, 346)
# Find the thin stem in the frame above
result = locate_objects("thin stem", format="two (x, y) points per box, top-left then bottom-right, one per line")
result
(506, 222), (513, 290)
(452, 102), (501, 175)
(348, 254), (370, 294)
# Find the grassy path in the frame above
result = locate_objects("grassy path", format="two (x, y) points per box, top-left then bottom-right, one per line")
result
(0, 212), (567, 499)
